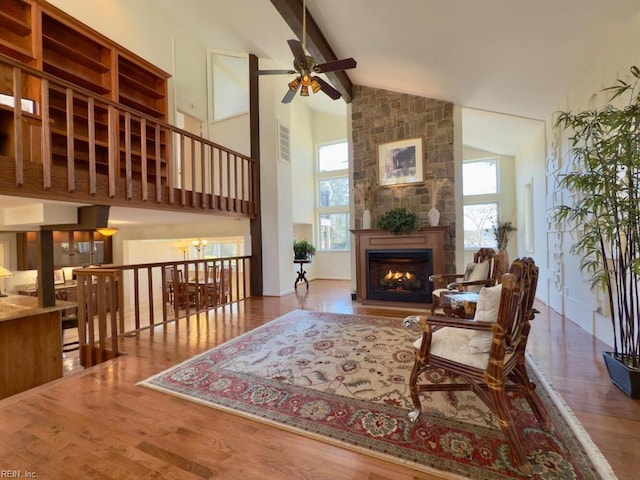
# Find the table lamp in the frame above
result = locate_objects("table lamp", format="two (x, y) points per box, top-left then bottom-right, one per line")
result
(0, 265), (14, 297)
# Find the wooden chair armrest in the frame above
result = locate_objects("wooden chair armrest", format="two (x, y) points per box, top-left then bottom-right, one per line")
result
(429, 273), (465, 289)
(425, 315), (494, 331)
(455, 279), (488, 290)
(430, 273), (465, 282)
(404, 314), (493, 332)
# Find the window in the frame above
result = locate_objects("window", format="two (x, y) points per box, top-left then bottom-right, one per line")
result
(463, 158), (499, 249)
(317, 142), (350, 251)
(207, 51), (249, 122)
(189, 236), (244, 260)
(463, 203), (498, 249)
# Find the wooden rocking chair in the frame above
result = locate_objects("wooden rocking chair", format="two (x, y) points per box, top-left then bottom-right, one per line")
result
(404, 257), (547, 474)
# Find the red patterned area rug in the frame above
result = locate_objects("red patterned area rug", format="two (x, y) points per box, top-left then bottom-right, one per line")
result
(139, 310), (615, 480)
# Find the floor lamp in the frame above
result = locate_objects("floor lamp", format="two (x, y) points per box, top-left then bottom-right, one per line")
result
(0, 265), (14, 297)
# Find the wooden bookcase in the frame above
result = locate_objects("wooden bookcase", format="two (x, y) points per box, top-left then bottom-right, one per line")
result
(0, 0), (35, 63)
(0, 0), (170, 177)
(41, 12), (113, 95)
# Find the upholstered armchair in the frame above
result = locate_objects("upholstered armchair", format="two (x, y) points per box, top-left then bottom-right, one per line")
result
(429, 247), (505, 315)
(403, 257), (547, 474)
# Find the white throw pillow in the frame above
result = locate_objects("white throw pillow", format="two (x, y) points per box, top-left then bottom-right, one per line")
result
(469, 284), (503, 354)
(461, 261), (490, 293)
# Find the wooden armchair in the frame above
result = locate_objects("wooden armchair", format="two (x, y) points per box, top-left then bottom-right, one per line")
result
(403, 257), (546, 474)
(430, 248), (505, 315)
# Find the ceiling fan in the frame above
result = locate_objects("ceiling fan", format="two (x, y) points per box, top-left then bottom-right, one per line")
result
(257, 1), (357, 103)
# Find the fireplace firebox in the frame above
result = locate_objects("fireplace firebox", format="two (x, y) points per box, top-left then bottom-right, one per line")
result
(366, 249), (433, 303)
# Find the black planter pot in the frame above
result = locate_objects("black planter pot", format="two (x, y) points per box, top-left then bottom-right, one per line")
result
(603, 351), (640, 399)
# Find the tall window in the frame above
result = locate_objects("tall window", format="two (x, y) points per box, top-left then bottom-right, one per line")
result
(317, 142), (350, 251)
(463, 158), (499, 249)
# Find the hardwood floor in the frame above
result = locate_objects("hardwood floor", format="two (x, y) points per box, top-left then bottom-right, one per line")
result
(0, 280), (638, 479)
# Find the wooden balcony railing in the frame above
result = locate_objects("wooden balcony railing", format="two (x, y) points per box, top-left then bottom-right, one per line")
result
(74, 256), (251, 368)
(0, 53), (257, 217)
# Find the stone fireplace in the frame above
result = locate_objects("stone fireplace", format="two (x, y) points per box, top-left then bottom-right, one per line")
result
(352, 227), (447, 307)
(366, 249), (433, 303)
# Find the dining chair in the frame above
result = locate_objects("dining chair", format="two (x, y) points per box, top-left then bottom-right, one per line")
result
(172, 267), (198, 310)
(163, 265), (175, 305)
(204, 264), (219, 308)
(218, 267), (231, 304)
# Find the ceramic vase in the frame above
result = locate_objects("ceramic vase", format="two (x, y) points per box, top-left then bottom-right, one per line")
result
(362, 209), (372, 229)
(428, 206), (440, 226)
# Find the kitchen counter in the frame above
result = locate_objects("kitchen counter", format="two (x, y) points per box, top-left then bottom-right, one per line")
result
(0, 295), (75, 399)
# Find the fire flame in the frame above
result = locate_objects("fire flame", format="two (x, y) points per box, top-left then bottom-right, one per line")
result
(384, 270), (413, 281)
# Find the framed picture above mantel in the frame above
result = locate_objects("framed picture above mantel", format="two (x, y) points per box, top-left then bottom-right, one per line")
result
(377, 137), (424, 186)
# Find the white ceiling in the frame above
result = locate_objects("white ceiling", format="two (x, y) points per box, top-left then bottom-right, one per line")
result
(2, 0), (638, 228)
(152, 0), (639, 153)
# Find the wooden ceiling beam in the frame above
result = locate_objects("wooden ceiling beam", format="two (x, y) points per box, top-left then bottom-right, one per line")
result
(269, 0), (354, 103)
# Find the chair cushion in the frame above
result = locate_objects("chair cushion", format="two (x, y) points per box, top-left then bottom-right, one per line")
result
(473, 284), (502, 322)
(414, 327), (490, 370)
(467, 284), (503, 353)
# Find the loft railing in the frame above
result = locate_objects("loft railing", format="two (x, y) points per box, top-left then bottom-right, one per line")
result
(0, 53), (256, 217)
(74, 256), (251, 367)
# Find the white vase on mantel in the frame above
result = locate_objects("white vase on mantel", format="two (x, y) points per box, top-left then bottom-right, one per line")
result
(362, 209), (372, 229)
(428, 206), (440, 227)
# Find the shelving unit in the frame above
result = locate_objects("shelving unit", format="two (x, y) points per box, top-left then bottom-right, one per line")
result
(0, 0), (171, 182)
(17, 230), (113, 270)
(117, 54), (168, 120)
(41, 14), (112, 96)
(0, 0), (34, 62)
(0, 0), (172, 178)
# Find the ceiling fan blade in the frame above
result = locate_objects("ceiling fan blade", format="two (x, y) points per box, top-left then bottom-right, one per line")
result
(282, 84), (300, 104)
(287, 39), (308, 69)
(314, 76), (342, 100)
(314, 58), (357, 74)
(256, 69), (296, 76)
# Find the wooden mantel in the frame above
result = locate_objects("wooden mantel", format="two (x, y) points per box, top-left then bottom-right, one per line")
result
(351, 227), (448, 306)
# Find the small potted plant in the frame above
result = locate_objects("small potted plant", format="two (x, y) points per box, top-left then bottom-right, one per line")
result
(293, 239), (316, 260)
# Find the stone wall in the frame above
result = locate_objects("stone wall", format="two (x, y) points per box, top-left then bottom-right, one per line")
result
(351, 85), (456, 269)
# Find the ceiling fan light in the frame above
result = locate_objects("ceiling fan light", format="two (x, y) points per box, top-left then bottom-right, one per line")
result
(288, 78), (300, 91)
(300, 85), (309, 96)
(301, 73), (311, 87)
(310, 78), (321, 93)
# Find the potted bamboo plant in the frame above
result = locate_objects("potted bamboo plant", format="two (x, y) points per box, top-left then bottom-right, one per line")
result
(554, 65), (640, 397)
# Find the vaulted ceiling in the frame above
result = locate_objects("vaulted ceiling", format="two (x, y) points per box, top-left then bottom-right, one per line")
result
(155, 0), (640, 121)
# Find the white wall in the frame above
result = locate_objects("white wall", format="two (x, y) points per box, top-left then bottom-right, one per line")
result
(547, 10), (640, 346)
(514, 126), (548, 303)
